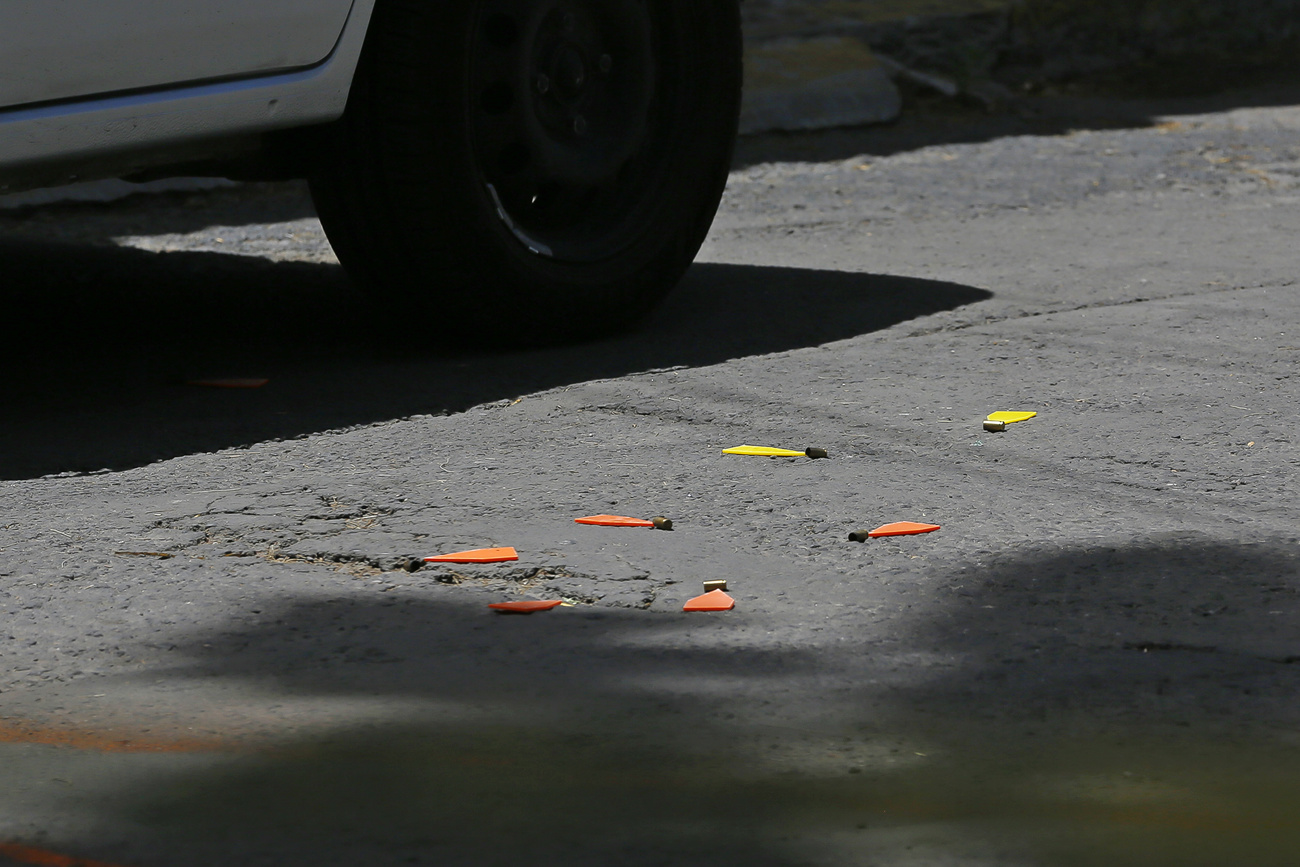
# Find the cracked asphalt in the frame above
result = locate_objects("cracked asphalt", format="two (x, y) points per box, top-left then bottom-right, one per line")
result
(2, 82), (1300, 866)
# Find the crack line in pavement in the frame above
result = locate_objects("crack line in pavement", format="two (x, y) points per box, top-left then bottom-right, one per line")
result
(901, 278), (1298, 338)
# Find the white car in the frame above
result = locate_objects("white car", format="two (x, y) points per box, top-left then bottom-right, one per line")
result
(0, 0), (742, 341)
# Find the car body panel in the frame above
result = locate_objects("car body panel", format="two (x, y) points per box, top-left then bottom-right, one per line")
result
(0, 0), (357, 109)
(0, 0), (376, 192)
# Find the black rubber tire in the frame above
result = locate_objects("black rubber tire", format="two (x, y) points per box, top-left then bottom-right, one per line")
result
(310, 0), (742, 345)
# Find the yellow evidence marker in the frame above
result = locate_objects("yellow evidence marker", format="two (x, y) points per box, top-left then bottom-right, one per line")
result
(986, 411), (1037, 424)
(722, 445), (805, 457)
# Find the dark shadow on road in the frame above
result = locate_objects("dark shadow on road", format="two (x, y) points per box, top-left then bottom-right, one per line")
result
(732, 76), (1300, 169)
(32, 534), (1300, 866)
(0, 239), (990, 479)
(0, 180), (320, 241)
(864, 532), (1300, 866)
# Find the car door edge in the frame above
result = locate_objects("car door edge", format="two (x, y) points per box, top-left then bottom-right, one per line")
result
(0, 0), (377, 192)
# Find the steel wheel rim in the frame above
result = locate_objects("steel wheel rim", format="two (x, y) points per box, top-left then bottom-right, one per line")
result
(470, 0), (667, 261)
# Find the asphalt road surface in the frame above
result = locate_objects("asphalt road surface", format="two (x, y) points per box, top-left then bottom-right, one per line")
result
(2, 82), (1299, 867)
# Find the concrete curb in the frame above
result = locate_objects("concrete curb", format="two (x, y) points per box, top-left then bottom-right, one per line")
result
(741, 36), (901, 134)
(737, 0), (1010, 133)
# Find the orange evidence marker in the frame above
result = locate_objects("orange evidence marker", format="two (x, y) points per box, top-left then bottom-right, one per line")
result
(424, 547), (519, 564)
(683, 589), (736, 612)
(867, 522), (941, 538)
(488, 600), (564, 614)
(575, 515), (656, 528)
(186, 378), (269, 389)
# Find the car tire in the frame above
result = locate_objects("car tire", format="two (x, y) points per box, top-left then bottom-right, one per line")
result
(310, 0), (742, 345)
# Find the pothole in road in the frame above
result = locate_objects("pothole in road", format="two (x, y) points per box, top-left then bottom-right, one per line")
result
(170, 504), (670, 609)
(255, 547), (386, 578)
(419, 564), (662, 610)
(238, 548), (665, 611)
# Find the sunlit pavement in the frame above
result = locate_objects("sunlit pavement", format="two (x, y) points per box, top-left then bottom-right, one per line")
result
(3, 85), (1300, 866)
